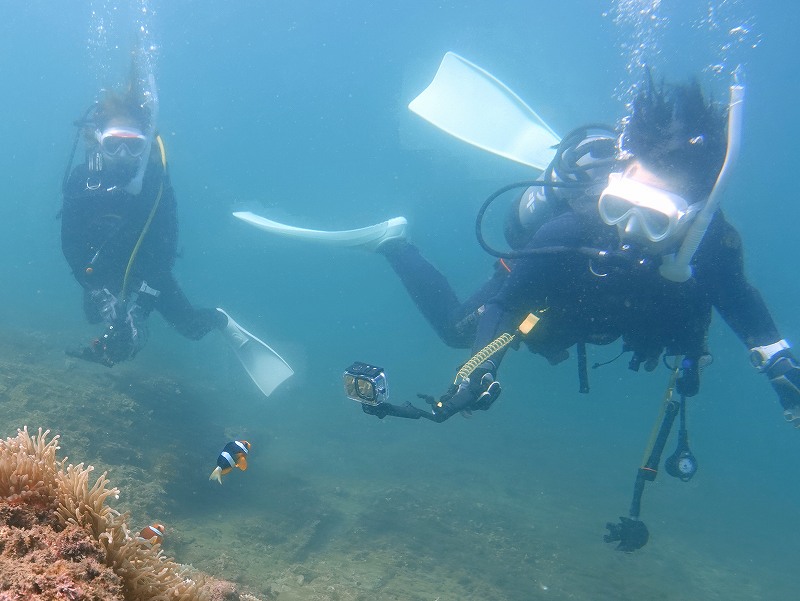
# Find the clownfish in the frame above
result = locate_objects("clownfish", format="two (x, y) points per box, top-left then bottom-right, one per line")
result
(209, 440), (251, 484)
(136, 522), (165, 546)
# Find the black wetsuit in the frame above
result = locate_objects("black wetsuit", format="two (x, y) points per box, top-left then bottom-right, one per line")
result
(61, 141), (222, 340)
(384, 208), (780, 374)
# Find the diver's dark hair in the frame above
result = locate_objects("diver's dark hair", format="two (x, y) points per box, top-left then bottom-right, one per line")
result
(621, 74), (727, 201)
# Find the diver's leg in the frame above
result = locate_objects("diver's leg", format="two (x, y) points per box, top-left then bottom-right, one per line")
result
(153, 274), (225, 340)
(380, 240), (505, 348)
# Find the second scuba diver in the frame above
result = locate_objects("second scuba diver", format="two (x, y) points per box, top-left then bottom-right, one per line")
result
(61, 65), (226, 367)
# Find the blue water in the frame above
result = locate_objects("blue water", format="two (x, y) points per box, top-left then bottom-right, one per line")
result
(1, 1), (799, 599)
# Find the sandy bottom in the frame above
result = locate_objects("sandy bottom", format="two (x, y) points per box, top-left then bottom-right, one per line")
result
(0, 330), (792, 601)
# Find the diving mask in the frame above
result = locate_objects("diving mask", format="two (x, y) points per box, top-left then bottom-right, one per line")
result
(598, 164), (701, 243)
(95, 126), (149, 158)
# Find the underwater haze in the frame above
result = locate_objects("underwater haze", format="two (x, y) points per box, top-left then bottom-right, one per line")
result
(1, 1), (799, 599)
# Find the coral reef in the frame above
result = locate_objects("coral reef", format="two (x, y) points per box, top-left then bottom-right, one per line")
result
(0, 427), (239, 601)
(0, 502), (124, 600)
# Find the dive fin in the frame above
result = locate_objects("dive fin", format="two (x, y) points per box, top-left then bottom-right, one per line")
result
(408, 52), (561, 170)
(233, 212), (407, 251)
(217, 309), (293, 398)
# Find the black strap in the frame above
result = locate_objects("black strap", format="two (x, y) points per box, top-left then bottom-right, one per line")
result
(577, 342), (590, 393)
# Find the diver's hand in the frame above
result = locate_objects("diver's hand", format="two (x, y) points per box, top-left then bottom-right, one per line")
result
(98, 321), (137, 365)
(89, 288), (120, 324)
(66, 324), (132, 368)
(362, 402), (390, 419)
(67, 310), (148, 367)
(765, 351), (800, 428)
(432, 364), (501, 420)
(95, 312), (148, 366)
(66, 339), (115, 368)
(361, 402), (430, 420)
(604, 517), (649, 552)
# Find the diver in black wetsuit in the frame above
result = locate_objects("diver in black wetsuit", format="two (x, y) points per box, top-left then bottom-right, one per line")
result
(352, 75), (800, 552)
(364, 77), (800, 435)
(61, 70), (225, 367)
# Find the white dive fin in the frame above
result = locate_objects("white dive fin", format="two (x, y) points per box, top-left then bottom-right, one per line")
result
(408, 52), (561, 170)
(217, 308), (293, 397)
(233, 211), (407, 251)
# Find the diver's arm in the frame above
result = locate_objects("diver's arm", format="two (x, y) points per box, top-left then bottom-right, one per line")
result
(427, 228), (563, 421)
(362, 400), (444, 421)
(362, 266), (527, 422)
(703, 214), (780, 347)
(60, 168), (95, 285)
(60, 212), (88, 284)
(367, 215), (575, 423)
(701, 214), (800, 427)
(716, 280), (781, 348)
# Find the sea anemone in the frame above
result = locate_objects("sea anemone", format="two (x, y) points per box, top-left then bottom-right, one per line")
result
(0, 427), (216, 601)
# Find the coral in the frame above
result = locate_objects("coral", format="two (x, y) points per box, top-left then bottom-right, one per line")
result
(0, 506), (124, 600)
(0, 427), (240, 601)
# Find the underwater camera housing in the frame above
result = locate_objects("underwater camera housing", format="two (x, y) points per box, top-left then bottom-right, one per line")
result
(343, 362), (388, 406)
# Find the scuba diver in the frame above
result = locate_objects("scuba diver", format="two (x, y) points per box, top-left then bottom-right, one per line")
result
(61, 65), (226, 367)
(235, 71), (800, 547)
(361, 76), (800, 430)
(349, 75), (800, 550)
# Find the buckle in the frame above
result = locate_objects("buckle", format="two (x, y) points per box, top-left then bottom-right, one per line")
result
(138, 281), (161, 297)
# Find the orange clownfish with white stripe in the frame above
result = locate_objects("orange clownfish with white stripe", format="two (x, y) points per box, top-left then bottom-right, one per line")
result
(136, 523), (165, 546)
(209, 440), (251, 484)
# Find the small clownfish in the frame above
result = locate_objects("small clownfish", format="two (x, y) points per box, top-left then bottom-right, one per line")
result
(209, 440), (251, 484)
(136, 523), (165, 546)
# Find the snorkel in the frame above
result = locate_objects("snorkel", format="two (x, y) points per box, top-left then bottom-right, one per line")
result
(658, 68), (745, 282)
(124, 72), (159, 195)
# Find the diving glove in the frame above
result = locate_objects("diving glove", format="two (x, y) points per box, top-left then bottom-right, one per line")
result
(432, 362), (501, 421)
(86, 287), (120, 324)
(69, 310), (148, 367)
(752, 341), (800, 429)
(100, 319), (140, 365)
(761, 345), (800, 428)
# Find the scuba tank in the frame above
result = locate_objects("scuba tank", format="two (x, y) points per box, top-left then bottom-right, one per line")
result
(502, 124), (618, 251)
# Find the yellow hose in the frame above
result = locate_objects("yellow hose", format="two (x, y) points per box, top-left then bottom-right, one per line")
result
(453, 313), (541, 383)
(120, 135), (167, 303)
(454, 333), (515, 383)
